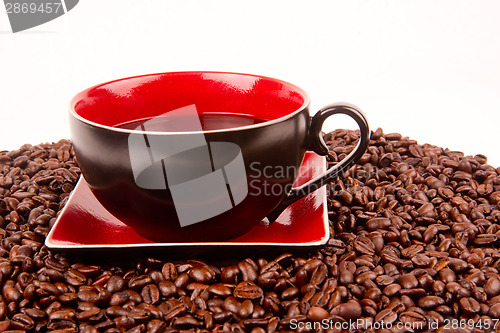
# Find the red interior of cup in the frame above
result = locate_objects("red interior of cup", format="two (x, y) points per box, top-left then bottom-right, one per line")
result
(71, 72), (309, 128)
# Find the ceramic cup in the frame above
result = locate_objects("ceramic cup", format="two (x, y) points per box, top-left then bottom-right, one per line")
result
(69, 72), (370, 242)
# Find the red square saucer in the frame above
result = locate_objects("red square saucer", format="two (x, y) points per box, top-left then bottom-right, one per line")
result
(45, 152), (329, 257)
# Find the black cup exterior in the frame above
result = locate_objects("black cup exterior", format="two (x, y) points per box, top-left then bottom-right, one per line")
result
(69, 106), (310, 242)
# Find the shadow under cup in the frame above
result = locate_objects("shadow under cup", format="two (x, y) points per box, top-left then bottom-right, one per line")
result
(69, 72), (361, 242)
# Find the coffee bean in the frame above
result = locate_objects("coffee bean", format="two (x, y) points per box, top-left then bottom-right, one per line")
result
(3, 285), (22, 303)
(258, 270), (280, 290)
(220, 265), (240, 283)
(141, 284), (159, 305)
(354, 236), (375, 256)
(158, 280), (177, 298)
(375, 275), (394, 287)
(333, 300), (362, 320)
(281, 286), (299, 301)
(129, 307), (151, 322)
(22, 307), (46, 320)
(105, 306), (129, 318)
(64, 269), (86, 286)
(459, 297), (480, 314)
(238, 260), (258, 283)
(382, 283), (401, 297)
(417, 296), (445, 309)
(213, 310), (232, 323)
(263, 294), (280, 314)
(474, 234), (497, 246)
(310, 263), (327, 286)
(374, 307), (398, 324)
(189, 266), (214, 284)
(77, 288), (99, 304)
(234, 282), (263, 299)
(160, 262), (177, 281)
(113, 315), (135, 331)
(147, 319), (167, 333)
(48, 309), (76, 321)
(366, 217), (391, 231)
(163, 302), (187, 322)
(11, 313), (35, 330)
(399, 274), (418, 289)
(485, 277), (500, 297)
(412, 253), (431, 267)
(173, 273), (190, 290)
(339, 269), (354, 285)
(399, 310), (426, 326)
(222, 296), (240, 313)
(489, 303), (500, 317)
(128, 275), (152, 290)
(400, 288), (426, 298)
(106, 275), (125, 293)
(238, 299), (254, 319)
(307, 306), (329, 322)
(0, 321), (10, 331)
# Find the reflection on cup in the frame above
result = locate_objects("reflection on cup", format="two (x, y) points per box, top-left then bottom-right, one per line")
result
(127, 105), (248, 227)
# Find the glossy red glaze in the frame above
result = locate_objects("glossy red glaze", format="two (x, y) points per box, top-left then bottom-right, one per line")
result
(45, 153), (328, 251)
(72, 72), (308, 129)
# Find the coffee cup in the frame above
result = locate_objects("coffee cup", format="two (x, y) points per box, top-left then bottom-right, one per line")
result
(69, 71), (370, 242)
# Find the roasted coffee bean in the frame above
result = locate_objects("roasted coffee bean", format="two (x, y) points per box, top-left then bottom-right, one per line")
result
(128, 275), (152, 290)
(189, 266), (214, 284)
(3, 285), (22, 303)
(161, 262), (178, 281)
(173, 273), (190, 290)
(106, 275), (125, 293)
(281, 286), (299, 301)
(366, 217), (391, 231)
(307, 306), (329, 322)
(140, 284), (159, 305)
(157, 280), (177, 299)
(333, 300), (362, 320)
(48, 309), (76, 321)
(399, 274), (418, 289)
(114, 315), (135, 331)
(263, 294), (280, 314)
(374, 307), (398, 324)
(310, 263), (327, 286)
(147, 319), (167, 333)
(485, 277), (500, 297)
(399, 310), (426, 326)
(128, 307), (151, 322)
(439, 268), (456, 283)
(234, 281), (263, 299)
(222, 296), (240, 313)
(489, 303), (500, 317)
(64, 268), (87, 286)
(238, 260), (258, 283)
(11, 313), (35, 330)
(459, 297), (481, 314)
(238, 299), (254, 319)
(417, 296), (445, 309)
(411, 253), (431, 267)
(474, 234), (498, 246)
(221, 265), (240, 283)
(382, 284), (401, 298)
(354, 236), (375, 256)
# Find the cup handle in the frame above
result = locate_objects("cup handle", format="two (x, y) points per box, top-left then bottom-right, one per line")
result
(265, 103), (370, 222)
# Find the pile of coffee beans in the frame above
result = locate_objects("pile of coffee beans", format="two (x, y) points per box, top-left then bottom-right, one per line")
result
(0, 130), (499, 333)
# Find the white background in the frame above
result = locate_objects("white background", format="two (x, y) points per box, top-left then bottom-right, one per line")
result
(1, 1), (499, 166)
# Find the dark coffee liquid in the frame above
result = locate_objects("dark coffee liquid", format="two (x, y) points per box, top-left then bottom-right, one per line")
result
(115, 113), (268, 131)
